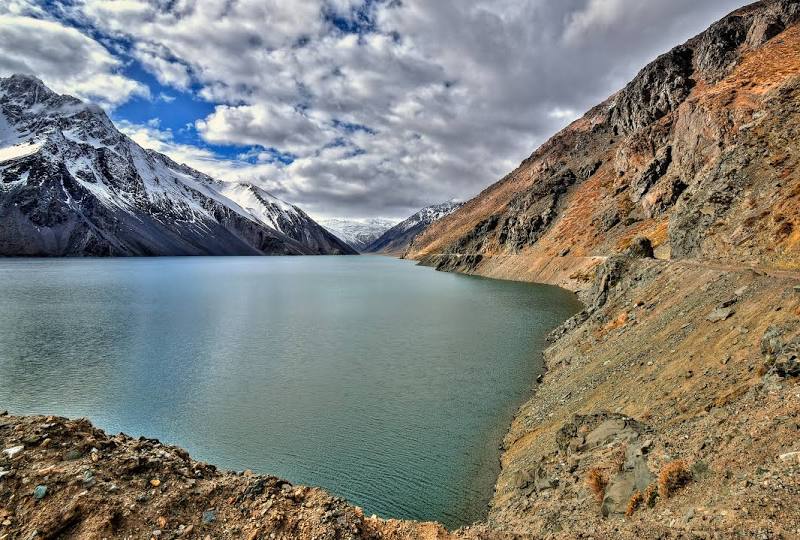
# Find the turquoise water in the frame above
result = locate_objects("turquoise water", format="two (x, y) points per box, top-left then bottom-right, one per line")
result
(0, 256), (580, 528)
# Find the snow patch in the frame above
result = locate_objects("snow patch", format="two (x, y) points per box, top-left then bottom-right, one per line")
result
(0, 140), (42, 162)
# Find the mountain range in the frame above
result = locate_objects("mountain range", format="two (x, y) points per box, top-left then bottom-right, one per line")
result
(364, 200), (463, 255)
(0, 74), (355, 256)
(319, 217), (396, 252)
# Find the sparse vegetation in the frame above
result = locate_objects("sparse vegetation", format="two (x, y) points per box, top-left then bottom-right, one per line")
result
(611, 443), (628, 472)
(586, 468), (608, 504)
(625, 490), (644, 517)
(644, 483), (658, 508)
(658, 460), (692, 499)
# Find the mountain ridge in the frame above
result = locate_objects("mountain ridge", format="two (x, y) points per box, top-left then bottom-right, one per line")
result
(364, 200), (463, 255)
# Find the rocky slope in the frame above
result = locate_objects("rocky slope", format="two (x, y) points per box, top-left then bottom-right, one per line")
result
(365, 202), (463, 255)
(0, 75), (355, 257)
(319, 218), (397, 252)
(404, 0), (800, 537)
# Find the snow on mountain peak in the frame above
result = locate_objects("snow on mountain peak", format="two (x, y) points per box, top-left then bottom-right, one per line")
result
(0, 74), (354, 256)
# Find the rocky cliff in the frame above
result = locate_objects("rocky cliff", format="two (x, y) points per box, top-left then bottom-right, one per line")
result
(409, 0), (799, 275)
(0, 75), (355, 257)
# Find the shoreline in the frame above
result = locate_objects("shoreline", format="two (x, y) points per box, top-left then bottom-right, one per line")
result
(421, 253), (800, 537)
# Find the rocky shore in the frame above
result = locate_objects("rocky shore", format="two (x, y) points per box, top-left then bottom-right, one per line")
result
(0, 412), (499, 539)
(465, 255), (800, 538)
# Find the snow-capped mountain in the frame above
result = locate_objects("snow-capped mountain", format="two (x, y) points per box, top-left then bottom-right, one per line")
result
(319, 218), (396, 252)
(220, 183), (356, 255)
(365, 201), (463, 255)
(0, 74), (355, 256)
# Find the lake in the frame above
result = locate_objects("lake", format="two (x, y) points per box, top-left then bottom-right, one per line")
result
(0, 256), (580, 528)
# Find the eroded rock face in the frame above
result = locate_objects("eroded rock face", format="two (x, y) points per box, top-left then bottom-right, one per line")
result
(609, 46), (695, 136)
(697, 0), (800, 82)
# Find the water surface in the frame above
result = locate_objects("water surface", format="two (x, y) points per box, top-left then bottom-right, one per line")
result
(0, 256), (580, 527)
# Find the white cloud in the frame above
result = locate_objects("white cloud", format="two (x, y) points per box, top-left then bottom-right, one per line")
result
(0, 13), (148, 107)
(196, 103), (337, 157)
(132, 42), (192, 90)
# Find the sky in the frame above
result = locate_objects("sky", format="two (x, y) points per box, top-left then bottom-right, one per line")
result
(0, 0), (745, 220)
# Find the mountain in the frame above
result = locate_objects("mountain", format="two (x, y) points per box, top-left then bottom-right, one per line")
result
(364, 201), (463, 255)
(0, 74), (355, 256)
(319, 217), (396, 251)
(410, 0), (800, 272)
(220, 183), (355, 255)
(405, 0), (800, 537)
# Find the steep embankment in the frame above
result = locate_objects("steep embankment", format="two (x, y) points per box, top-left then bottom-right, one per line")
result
(407, 0), (800, 537)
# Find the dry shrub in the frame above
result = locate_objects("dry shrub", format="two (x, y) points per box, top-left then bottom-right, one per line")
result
(586, 468), (608, 504)
(625, 490), (644, 517)
(658, 460), (692, 499)
(611, 443), (628, 472)
(775, 221), (793, 239)
(644, 483), (658, 508)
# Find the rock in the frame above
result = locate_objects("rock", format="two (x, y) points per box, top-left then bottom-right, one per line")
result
(602, 471), (640, 517)
(82, 470), (95, 486)
(201, 509), (216, 524)
(33, 485), (47, 500)
(63, 449), (83, 461)
(510, 470), (532, 490)
(584, 419), (641, 449)
(630, 146), (672, 202)
(625, 236), (655, 258)
(600, 208), (621, 231)
(778, 452), (800, 465)
(2, 446), (24, 459)
(610, 45), (694, 134)
(706, 307), (735, 322)
(772, 354), (800, 378)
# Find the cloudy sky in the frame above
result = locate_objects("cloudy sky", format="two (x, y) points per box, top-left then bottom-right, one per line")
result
(0, 0), (744, 220)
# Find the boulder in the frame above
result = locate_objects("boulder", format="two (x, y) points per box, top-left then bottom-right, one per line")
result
(706, 307), (735, 322)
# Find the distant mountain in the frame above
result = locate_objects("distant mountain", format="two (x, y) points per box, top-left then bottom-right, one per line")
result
(364, 201), (463, 255)
(0, 74), (355, 256)
(221, 183), (355, 255)
(319, 217), (396, 251)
